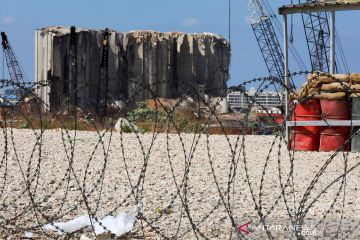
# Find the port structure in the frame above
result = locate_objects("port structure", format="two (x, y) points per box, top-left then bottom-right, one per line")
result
(279, 1), (360, 145)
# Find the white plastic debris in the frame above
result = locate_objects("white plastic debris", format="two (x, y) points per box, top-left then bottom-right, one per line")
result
(24, 231), (33, 238)
(42, 215), (91, 234)
(94, 212), (136, 236)
(42, 210), (137, 237)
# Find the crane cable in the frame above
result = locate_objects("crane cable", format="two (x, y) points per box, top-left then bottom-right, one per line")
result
(13, 47), (29, 84)
(290, 0), (294, 43)
(336, 29), (350, 73)
(263, 0), (307, 72)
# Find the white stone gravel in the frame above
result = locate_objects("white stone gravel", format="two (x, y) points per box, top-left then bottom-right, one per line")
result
(0, 129), (360, 239)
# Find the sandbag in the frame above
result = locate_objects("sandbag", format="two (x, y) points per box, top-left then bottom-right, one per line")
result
(308, 73), (349, 84)
(313, 92), (346, 100)
(350, 93), (360, 98)
(350, 73), (360, 83)
(296, 87), (320, 99)
(294, 73), (360, 100)
(321, 82), (349, 92)
(351, 84), (360, 92)
(307, 72), (323, 81)
(318, 75), (349, 84)
(333, 74), (350, 81)
(289, 92), (299, 100)
(307, 73), (321, 85)
(300, 80), (316, 89)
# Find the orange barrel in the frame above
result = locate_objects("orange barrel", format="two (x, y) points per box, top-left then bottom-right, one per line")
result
(320, 99), (350, 120)
(319, 99), (350, 152)
(290, 99), (322, 151)
(319, 127), (350, 152)
(290, 130), (320, 151)
(292, 99), (322, 133)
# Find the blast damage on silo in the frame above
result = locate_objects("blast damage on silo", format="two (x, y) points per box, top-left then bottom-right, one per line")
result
(35, 26), (231, 112)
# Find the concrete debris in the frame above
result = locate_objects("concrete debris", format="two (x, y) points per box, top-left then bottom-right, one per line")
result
(112, 100), (126, 111)
(211, 97), (229, 114)
(79, 234), (94, 240)
(146, 98), (177, 110)
(35, 27), (231, 112)
(185, 96), (194, 104)
(204, 94), (210, 103)
(114, 118), (139, 133)
(23, 97), (33, 103)
(95, 233), (112, 240)
(179, 96), (194, 108)
(59, 106), (85, 117)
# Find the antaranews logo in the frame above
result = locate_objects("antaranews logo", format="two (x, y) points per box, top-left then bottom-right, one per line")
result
(238, 221), (318, 237)
(238, 222), (251, 235)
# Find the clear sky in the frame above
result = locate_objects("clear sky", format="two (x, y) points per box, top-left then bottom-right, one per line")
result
(1, 0), (359, 87)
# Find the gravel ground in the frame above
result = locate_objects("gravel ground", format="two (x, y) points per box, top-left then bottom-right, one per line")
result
(0, 128), (360, 239)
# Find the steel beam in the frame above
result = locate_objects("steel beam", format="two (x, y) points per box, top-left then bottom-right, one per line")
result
(287, 120), (360, 127)
(279, 2), (360, 15)
(330, 11), (336, 74)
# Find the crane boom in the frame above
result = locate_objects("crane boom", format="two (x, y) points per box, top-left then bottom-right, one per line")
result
(1, 32), (25, 86)
(246, 0), (286, 81)
(300, 0), (332, 72)
(300, 0), (349, 73)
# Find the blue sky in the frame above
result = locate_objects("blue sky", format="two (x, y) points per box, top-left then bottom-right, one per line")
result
(1, 0), (359, 87)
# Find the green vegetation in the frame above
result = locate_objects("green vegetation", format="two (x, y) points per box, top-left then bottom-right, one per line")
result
(127, 101), (167, 123)
(126, 101), (203, 133)
(19, 122), (29, 129)
(155, 206), (174, 215)
(15, 118), (90, 131)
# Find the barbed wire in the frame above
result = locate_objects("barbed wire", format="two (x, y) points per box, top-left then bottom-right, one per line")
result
(0, 71), (359, 239)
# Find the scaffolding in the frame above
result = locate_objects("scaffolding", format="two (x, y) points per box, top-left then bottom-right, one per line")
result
(278, 1), (360, 143)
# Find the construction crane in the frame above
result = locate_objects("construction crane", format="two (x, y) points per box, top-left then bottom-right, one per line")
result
(300, 1), (331, 72)
(1, 32), (25, 91)
(246, 0), (286, 84)
(245, 0), (310, 91)
(299, 0), (349, 73)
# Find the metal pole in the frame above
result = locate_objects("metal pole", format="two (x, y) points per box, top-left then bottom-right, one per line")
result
(330, 11), (336, 74)
(284, 15), (289, 116)
(284, 14), (289, 144)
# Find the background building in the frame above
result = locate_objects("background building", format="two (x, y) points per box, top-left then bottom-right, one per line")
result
(227, 87), (284, 109)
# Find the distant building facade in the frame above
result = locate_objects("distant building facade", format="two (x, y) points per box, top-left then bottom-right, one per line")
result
(227, 88), (284, 109)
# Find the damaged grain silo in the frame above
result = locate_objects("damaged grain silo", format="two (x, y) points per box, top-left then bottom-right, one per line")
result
(35, 26), (231, 112)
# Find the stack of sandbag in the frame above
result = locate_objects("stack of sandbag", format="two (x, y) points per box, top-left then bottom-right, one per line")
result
(293, 73), (360, 100)
(320, 0), (360, 3)
(338, 0), (360, 3)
